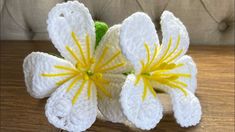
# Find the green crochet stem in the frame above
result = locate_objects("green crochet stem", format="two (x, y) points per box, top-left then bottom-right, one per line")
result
(95, 21), (109, 49)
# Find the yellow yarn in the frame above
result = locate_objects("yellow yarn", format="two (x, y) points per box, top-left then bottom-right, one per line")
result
(135, 35), (189, 100)
(42, 32), (126, 105)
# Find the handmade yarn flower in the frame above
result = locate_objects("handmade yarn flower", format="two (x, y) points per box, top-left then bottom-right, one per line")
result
(118, 11), (202, 130)
(23, 1), (131, 131)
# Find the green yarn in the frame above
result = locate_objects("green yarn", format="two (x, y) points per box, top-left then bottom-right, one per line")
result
(123, 70), (135, 76)
(95, 21), (109, 49)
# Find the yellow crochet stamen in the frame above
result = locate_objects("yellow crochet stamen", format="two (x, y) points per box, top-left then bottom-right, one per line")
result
(144, 43), (150, 65)
(151, 36), (184, 71)
(98, 50), (121, 69)
(98, 62), (126, 72)
(140, 60), (146, 71)
(165, 49), (183, 63)
(155, 73), (191, 78)
(147, 80), (157, 98)
(136, 35), (190, 101)
(163, 35), (181, 61)
(150, 37), (172, 71)
(94, 81), (111, 98)
(72, 80), (87, 105)
(94, 46), (108, 71)
(66, 76), (82, 92)
(71, 31), (87, 66)
(87, 80), (92, 99)
(65, 46), (83, 65)
(41, 32), (128, 105)
(86, 33), (91, 62)
(94, 76), (109, 84)
(42, 63), (79, 87)
(173, 80), (188, 87)
(41, 73), (74, 77)
(145, 78), (157, 97)
(54, 65), (79, 73)
(160, 80), (187, 96)
(176, 63), (184, 68)
(56, 75), (76, 86)
(149, 44), (159, 66)
(142, 78), (148, 100)
(157, 37), (172, 63)
(141, 77), (157, 100)
(135, 75), (141, 85)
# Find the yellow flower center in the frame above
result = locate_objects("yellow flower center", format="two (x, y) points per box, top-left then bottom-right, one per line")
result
(41, 32), (126, 105)
(135, 36), (190, 101)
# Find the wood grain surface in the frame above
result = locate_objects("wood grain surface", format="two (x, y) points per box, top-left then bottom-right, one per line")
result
(0, 41), (234, 132)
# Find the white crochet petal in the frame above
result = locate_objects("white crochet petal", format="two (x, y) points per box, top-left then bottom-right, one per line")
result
(47, 1), (95, 64)
(97, 74), (128, 123)
(156, 11), (189, 63)
(23, 52), (75, 99)
(169, 88), (202, 127)
(96, 109), (107, 121)
(120, 12), (160, 72)
(151, 55), (197, 94)
(94, 25), (133, 74)
(45, 79), (97, 132)
(120, 74), (163, 130)
(174, 55), (197, 93)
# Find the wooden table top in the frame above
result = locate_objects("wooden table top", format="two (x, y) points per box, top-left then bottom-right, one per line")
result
(0, 41), (234, 132)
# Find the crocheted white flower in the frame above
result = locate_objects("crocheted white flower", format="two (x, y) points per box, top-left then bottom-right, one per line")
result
(119, 11), (202, 130)
(23, 1), (131, 131)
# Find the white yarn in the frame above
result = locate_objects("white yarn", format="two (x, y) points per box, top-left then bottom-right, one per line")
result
(157, 11), (190, 63)
(23, 52), (74, 98)
(47, 1), (95, 65)
(120, 12), (160, 73)
(118, 11), (201, 129)
(45, 79), (97, 132)
(120, 74), (163, 130)
(170, 88), (202, 127)
(23, 1), (201, 130)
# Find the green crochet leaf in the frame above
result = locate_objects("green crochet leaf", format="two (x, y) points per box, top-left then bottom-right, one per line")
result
(95, 21), (109, 49)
